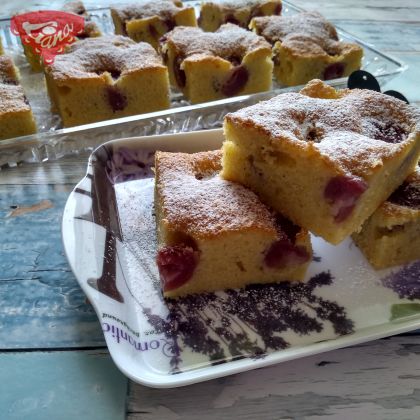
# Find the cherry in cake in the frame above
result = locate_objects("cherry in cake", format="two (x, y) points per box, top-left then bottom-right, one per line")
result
(43, 35), (170, 127)
(250, 11), (363, 86)
(352, 166), (420, 269)
(160, 24), (273, 104)
(222, 79), (420, 244)
(155, 150), (312, 298)
(199, 0), (282, 32)
(111, 0), (197, 50)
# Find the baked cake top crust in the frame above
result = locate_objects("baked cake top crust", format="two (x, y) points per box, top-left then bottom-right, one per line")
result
(0, 56), (28, 114)
(251, 11), (360, 56)
(204, 0), (280, 10)
(46, 35), (165, 81)
(61, 1), (101, 38)
(162, 23), (271, 62)
(225, 80), (420, 179)
(156, 150), (287, 238)
(0, 56), (19, 84)
(111, 0), (188, 21)
(0, 84), (30, 114)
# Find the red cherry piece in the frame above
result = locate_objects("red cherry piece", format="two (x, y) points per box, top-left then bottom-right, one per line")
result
(173, 55), (186, 88)
(323, 63), (345, 80)
(225, 14), (240, 25)
(264, 240), (310, 268)
(324, 176), (368, 222)
(106, 86), (127, 112)
(157, 245), (198, 292)
(222, 65), (249, 96)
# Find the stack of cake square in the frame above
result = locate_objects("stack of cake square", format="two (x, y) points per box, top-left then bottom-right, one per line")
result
(155, 80), (420, 298)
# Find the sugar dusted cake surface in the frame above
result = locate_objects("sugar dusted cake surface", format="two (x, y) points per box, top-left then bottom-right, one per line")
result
(252, 11), (339, 54)
(112, 0), (186, 21)
(226, 81), (420, 179)
(163, 23), (271, 62)
(222, 80), (420, 244)
(0, 56), (19, 84)
(48, 35), (165, 81)
(157, 150), (277, 238)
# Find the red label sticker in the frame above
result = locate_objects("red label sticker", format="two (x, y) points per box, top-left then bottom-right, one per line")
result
(11, 11), (85, 65)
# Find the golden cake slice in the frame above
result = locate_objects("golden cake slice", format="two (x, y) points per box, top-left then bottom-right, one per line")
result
(111, 0), (197, 50)
(0, 36), (4, 55)
(0, 56), (37, 140)
(250, 11), (363, 86)
(44, 35), (170, 127)
(160, 23), (273, 104)
(199, 0), (282, 32)
(352, 166), (420, 269)
(222, 80), (420, 245)
(22, 1), (101, 72)
(155, 150), (312, 298)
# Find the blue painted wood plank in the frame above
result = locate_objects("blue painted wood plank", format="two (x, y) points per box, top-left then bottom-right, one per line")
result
(0, 350), (127, 420)
(0, 184), (104, 348)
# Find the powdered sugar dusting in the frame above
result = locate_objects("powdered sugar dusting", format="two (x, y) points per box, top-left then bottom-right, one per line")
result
(0, 56), (31, 112)
(252, 12), (359, 56)
(47, 35), (165, 81)
(111, 0), (187, 21)
(227, 86), (420, 177)
(164, 24), (271, 62)
(155, 150), (279, 238)
(0, 83), (31, 113)
(210, 0), (278, 10)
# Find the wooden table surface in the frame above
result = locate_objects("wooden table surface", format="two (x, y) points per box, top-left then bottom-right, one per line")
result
(1, 1), (419, 419)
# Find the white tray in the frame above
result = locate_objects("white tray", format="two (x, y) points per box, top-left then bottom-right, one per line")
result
(62, 129), (420, 388)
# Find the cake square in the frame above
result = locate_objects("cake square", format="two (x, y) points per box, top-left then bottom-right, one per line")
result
(155, 150), (312, 298)
(160, 23), (273, 104)
(44, 35), (170, 127)
(22, 1), (101, 72)
(250, 11), (363, 86)
(199, 0), (282, 32)
(0, 56), (37, 140)
(222, 80), (420, 245)
(352, 166), (420, 269)
(111, 0), (197, 50)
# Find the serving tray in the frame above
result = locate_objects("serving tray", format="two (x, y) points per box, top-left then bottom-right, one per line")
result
(62, 130), (420, 388)
(0, 1), (406, 167)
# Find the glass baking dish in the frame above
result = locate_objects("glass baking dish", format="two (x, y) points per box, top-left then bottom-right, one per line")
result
(0, 0), (406, 167)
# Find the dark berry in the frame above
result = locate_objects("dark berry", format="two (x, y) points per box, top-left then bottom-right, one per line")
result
(106, 86), (128, 112)
(221, 65), (249, 96)
(173, 55), (186, 88)
(264, 239), (310, 268)
(148, 24), (159, 40)
(372, 121), (407, 144)
(157, 245), (198, 292)
(225, 14), (240, 25)
(388, 181), (420, 210)
(324, 176), (368, 222)
(323, 63), (345, 80)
